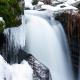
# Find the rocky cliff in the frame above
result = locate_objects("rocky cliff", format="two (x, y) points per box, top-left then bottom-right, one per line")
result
(55, 10), (80, 78)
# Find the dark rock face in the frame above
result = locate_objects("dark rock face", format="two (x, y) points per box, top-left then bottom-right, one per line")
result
(77, 4), (80, 10)
(0, 33), (6, 49)
(18, 49), (52, 80)
(55, 12), (80, 79)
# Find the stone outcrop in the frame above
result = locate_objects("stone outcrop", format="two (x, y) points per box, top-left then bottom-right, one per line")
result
(55, 11), (80, 78)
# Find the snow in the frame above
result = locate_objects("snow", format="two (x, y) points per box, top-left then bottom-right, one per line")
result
(0, 55), (6, 80)
(52, 0), (80, 4)
(55, 3), (77, 10)
(9, 60), (33, 80)
(24, 0), (33, 9)
(54, 0), (67, 2)
(35, 0), (79, 12)
(0, 55), (33, 80)
(0, 17), (4, 22)
(37, 1), (44, 6)
(41, 3), (78, 12)
(52, 0), (80, 7)
(24, 0), (32, 4)
(66, 0), (80, 5)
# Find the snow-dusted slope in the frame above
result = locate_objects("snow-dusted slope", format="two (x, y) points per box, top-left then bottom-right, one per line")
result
(0, 55), (33, 80)
(24, 0), (33, 9)
(52, 0), (80, 3)
(65, 0), (80, 6)
(41, 3), (77, 12)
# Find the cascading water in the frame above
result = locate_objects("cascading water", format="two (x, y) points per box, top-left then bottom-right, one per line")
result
(23, 10), (74, 80)
(3, 9), (74, 80)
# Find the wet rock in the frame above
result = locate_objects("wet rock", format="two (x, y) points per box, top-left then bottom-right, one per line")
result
(55, 12), (80, 79)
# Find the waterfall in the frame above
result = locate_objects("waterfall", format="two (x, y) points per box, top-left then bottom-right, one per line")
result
(3, 10), (74, 80)
(23, 10), (74, 80)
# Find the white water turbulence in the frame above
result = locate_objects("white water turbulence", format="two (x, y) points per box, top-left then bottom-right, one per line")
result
(23, 11), (74, 80)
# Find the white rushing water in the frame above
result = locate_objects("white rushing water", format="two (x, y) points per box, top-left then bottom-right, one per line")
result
(4, 10), (74, 80)
(23, 10), (74, 80)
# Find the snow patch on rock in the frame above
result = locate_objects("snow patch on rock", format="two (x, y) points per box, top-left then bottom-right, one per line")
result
(0, 55), (33, 80)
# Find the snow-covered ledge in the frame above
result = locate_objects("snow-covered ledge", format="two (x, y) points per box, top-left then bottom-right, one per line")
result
(52, 0), (80, 7)
(0, 55), (33, 80)
(41, 3), (78, 14)
(0, 17), (4, 22)
(65, 0), (80, 7)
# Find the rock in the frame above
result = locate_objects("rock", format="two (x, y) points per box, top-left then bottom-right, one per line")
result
(18, 49), (52, 80)
(0, 33), (6, 50)
(55, 12), (80, 78)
